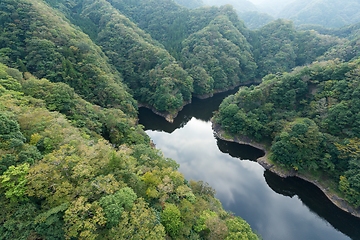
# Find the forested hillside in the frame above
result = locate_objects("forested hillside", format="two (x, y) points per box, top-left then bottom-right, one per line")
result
(0, 63), (260, 239)
(0, 0), (347, 115)
(42, 0), (195, 114)
(237, 11), (274, 30)
(2, 0), (360, 238)
(251, 19), (344, 77)
(0, 0), (137, 116)
(181, 10), (256, 94)
(213, 58), (360, 210)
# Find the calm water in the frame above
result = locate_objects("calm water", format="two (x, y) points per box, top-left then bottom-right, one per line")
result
(138, 89), (360, 240)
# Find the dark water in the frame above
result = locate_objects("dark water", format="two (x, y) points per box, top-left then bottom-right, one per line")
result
(138, 88), (360, 240)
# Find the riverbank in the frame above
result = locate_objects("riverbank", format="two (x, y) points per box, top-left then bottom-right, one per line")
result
(212, 121), (360, 218)
(138, 99), (191, 123)
(139, 80), (261, 122)
(193, 79), (260, 100)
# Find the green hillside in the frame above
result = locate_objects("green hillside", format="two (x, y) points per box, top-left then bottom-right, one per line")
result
(0, 0), (137, 115)
(238, 11), (274, 29)
(214, 57), (360, 210)
(251, 19), (344, 77)
(0, 62), (260, 239)
(2, 0), (360, 238)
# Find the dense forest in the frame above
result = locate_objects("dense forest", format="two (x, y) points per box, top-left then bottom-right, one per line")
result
(0, 65), (259, 239)
(212, 6), (360, 211)
(2, 0), (360, 238)
(214, 58), (360, 209)
(0, 0), (347, 115)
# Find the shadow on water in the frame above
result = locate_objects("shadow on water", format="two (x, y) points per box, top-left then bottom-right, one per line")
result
(216, 137), (265, 161)
(216, 135), (360, 240)
(138, 86), (242, 133)
(265, 171), (360, 240)
(139, 84), (360, 240)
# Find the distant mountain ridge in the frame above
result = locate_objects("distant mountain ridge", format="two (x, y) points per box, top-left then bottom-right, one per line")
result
(203, 0), (258, 12)
(185, 0), (360, 29)
(174, 0), (204, 9)
(278, 0), (360, 28)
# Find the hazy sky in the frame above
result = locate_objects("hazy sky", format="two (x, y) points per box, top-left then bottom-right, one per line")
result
(202, 0), (295, 16)
(248, 0), (291, 5)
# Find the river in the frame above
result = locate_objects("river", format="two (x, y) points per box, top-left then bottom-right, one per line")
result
(138, 87), (360, 240)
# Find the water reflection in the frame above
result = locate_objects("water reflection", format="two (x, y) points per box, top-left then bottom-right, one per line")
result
(216, 137), (265, 161)
(139, 90), (360, 240)
(138, 87), (241, 133)
(264, 171), (360, 239)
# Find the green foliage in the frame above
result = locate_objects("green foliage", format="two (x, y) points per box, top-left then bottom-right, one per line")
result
(64, 197), (106, 240)
(194, 210), (217, 232)
(270, 118), (325, 171)
(214, 59), (360, 208)
(336, 138), (360, 207)
(252, 19), (342, 78)
(100, 0), (259, 97)
(0, 112), (25, 145)
(109, 199), (166, 239)
(189, 180), (216, 201)
(79, 0), (193, 112)
(8, 0), (353, 236)
(225, 217), (258, 240)
(99, 187), (137, 227)
(182, 13), (257, 92)
(21, 75), (148, 146)
(34, 203), (68, 239)
(0, 75), (259, 239)
(238, 11), (274, 30)
(0, 163), (29, 202)
(0, 64), (22, 91)
(0, 202), (40, 240)
(339, 176), (360, 208)
(161, 203), (183, 238)
(0, 0), (137, 115)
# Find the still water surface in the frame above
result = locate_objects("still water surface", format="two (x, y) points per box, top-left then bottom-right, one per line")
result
(138, 88), (360, 240)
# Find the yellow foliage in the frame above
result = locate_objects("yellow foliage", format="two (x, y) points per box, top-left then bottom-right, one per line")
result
(64, 197), (106, 240)
(30, 133), (41, 145)
(335, 138), (360, 159)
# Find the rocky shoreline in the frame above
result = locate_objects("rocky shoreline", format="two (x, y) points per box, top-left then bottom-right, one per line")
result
(212, 121), (360, 218)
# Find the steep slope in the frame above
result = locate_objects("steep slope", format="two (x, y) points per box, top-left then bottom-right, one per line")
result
(251, 19), (344, 77)
(181, 12), (257, 94)
(107, 0), (220, 57)
(81, 0), (193, 114)
(106, 1), (257, 96)
(0, 0), (137, 115)
(213, 58), (360, 214)
(0, 63), (260, 239)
